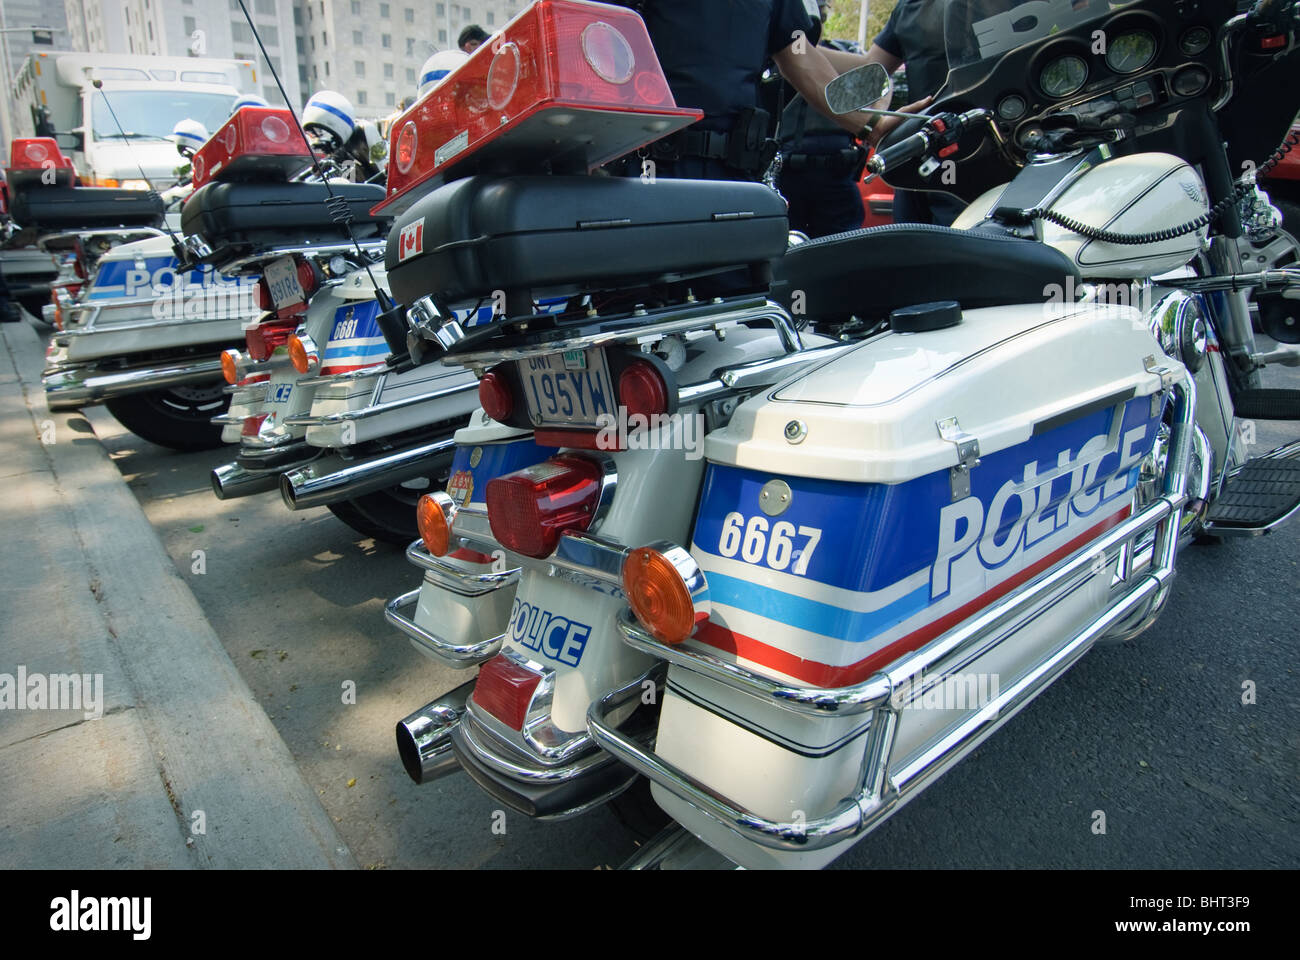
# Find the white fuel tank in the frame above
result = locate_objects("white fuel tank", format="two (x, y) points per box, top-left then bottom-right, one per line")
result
(954, 152), (1209, 279)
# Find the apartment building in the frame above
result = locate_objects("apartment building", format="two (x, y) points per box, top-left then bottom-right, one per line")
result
(296, 0), (523, 117)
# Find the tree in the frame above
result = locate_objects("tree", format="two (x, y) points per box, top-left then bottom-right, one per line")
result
(822, 0), (898, 48)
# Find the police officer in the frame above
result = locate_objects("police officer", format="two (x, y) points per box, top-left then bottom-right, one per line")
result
(611, 0), (898, 182)
(775, 3), (868, 236)
(867, 0), (964, 225)
(458, 24), (489, 53)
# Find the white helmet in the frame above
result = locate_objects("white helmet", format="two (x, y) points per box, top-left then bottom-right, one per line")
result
(231, 93), (269, 114)
(302, 90), (356, 145)
(171, 118), (209, 158)
(418, 50), (468, 98)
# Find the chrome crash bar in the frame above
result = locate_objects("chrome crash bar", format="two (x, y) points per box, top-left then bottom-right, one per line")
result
(588, 375), (1198, 853)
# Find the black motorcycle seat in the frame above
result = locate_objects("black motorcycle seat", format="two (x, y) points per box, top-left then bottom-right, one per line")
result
(770, 222), (1081, 323)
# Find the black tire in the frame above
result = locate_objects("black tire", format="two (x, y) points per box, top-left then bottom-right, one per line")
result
(325, 453), (454, 545)
(18, 294), (50, 321)
(610, 776), (672, 840)
(103, 380), (229, 451)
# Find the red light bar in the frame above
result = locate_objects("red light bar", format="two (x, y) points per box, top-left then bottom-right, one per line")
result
(374, 0), (702, 215)
(191, 107), (313, 190)
(6, 137), (76, 187)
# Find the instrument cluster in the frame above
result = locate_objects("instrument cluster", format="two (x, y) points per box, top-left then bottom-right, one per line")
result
(967, 5), (1225, 155)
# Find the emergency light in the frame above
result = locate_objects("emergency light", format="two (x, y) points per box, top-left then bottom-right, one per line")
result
(6, 137), (76, 187)
(190, 106), (314, 190)
(374, 0), (702, 215)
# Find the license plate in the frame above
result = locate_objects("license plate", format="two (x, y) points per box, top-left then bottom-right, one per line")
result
(263, 255), (304, 310)
(518, 348), (616, 428)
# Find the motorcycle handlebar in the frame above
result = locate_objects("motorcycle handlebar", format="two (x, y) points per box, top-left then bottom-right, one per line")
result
(866, 109), (992, 177)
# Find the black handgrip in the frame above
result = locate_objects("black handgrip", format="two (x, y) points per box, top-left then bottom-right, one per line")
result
(867, 129), (931, 175)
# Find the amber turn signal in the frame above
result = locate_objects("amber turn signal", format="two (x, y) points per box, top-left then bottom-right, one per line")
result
(622, 542), (709, 645)
(220, 348), (240, 385)
(416, 491), (457, 557)
(287, 333), (318, 375)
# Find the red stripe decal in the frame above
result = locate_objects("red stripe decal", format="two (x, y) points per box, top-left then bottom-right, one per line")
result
(694, 506), (1132, 688)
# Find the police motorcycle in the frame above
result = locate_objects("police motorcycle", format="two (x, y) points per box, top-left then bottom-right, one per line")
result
(376, 0), (1299, 868)
(40, 106), (262, 450)
(2, 137), (165, 329)
(200, 80), (483, 544)
(586, 0), (1300, 868)
(193, 90), (395, 503)
(256, 60), (488, 543)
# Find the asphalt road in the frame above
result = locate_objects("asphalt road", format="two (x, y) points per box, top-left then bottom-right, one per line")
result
(87, 350), (1299, 870)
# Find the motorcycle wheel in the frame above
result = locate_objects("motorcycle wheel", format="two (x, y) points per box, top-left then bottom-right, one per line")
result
(103, 380), (229, 451)
(1252, 200), (1300, 343)
(325, 456), (453, 545)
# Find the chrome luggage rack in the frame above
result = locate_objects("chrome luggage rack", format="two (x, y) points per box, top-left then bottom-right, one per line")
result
(588, 375), (1198, 855)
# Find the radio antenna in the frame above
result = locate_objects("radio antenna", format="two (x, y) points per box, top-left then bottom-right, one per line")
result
(89, 79), (186, 258)
(235, 0), (391, 309)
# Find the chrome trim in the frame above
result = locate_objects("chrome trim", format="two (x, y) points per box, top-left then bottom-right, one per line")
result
(294, 363), (388, 387)
(457, 705), (610, 781)
(43, 356), (226, 410)
(589, 377), (1197, 853)
(385, 588), (504, 664)
(404, 539), (520, 596)
(282, 379), (476, 426)
(210, 461), (280, 500)
(395, 679), (475, 784)
(444, 297), (801, 368)
(211, 239), (386, 276)
(280, 436), (456, 510)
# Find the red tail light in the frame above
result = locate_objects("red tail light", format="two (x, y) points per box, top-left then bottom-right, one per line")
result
(373, 0), (701, 214)
(471, 654), (544, 730)
(479, 369), (513, 422)
(485, 454), (604, 559)
(190, 107), (312, 190)
(618, 359), (668, 420)
(245, 319), (298, 361)
(254, 278), (271, 312)
(241, 414), (268, 437)
(296, 257), (319, 298)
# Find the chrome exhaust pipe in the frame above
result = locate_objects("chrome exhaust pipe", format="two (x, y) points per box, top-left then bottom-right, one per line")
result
(43, 356), (225, 411)
(211, 461), (280, 500)
(396, 678), (476, 784)
(279, 435), (455, 511)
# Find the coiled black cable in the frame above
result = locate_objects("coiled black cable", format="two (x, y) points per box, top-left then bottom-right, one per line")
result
(325, 192), (355, 227)
(1022, 129), (1299, 245)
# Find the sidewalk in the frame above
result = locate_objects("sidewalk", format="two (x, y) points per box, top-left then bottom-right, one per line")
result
(0, 317), (355, 869)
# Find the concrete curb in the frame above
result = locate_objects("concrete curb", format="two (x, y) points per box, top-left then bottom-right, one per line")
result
(0, 318), (355, 869)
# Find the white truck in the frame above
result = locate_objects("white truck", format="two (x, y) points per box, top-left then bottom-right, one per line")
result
(11, 52), (258, 190)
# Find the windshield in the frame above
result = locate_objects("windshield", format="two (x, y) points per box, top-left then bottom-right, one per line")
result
(944, 0), (1136, 72)
(89, 89), (236, 141)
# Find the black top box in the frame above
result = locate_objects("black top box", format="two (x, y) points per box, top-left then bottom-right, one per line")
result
(384, 175), (789, 307)
(181, 181), (390, 263)
(9, 185), (164, 231)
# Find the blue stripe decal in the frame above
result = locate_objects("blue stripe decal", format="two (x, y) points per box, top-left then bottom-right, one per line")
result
(309, 99), (355, 131)
(706, 570), (931, 642)
(323, 340), (389, 360)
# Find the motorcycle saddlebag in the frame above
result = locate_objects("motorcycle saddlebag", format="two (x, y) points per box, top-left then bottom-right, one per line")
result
(182, 181), (390, 258)
(8, 185), (164, 230)
(385, 175), (789, 307)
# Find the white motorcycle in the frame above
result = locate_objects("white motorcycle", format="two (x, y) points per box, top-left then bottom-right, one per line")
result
(380, 0), (1297, 867)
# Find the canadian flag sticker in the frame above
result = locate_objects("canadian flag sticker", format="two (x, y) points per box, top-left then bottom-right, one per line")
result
(398, 218), (425, 262)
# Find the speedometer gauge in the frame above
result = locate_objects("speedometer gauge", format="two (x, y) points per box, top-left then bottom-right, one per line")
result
(1040, 55), (1088, 98)
(1106, 31), (1157, 74)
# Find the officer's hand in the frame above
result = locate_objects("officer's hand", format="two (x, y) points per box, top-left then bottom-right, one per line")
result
(863, 96), (932, 150)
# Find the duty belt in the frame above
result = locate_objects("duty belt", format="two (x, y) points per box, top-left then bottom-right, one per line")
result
(651, 128), (732, 162)
(782, 146), (865, 175)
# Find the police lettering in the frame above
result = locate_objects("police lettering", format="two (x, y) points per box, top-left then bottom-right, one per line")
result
(507, 600), (590, 667)
(932, 423), (1150, 598)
